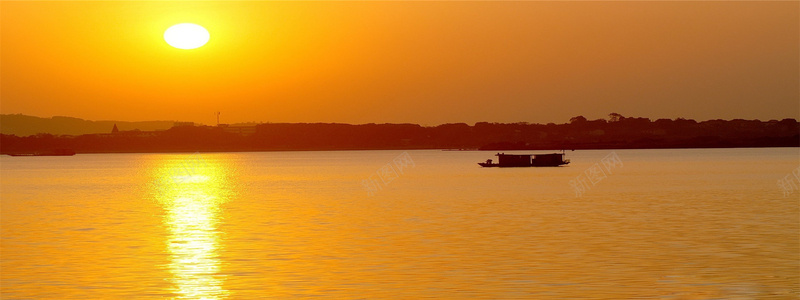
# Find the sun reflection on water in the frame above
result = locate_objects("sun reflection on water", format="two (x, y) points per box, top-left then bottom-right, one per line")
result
(153, 155), (234, 299)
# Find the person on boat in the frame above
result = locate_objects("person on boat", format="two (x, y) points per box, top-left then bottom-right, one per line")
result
(486, 159), (493, 164)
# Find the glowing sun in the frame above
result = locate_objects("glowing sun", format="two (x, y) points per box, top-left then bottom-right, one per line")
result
(164, 23), (210, 49)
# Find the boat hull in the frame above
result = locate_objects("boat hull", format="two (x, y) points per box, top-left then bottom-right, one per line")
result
(7, 149), (76, 156)
(7, 153), (76, 156)
(478, 162), (568, 167)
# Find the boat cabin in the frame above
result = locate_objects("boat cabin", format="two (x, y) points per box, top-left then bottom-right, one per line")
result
(479, 152), (569, 167)
(532, 153), (567, 166)
(497, 153), (533, 167)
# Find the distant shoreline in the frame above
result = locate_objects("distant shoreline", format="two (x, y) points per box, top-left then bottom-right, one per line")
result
(2, 114), (797, 155)
(2, 145), (798, 156)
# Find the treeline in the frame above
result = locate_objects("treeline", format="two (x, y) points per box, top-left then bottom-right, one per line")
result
(1, 114), (798, 154)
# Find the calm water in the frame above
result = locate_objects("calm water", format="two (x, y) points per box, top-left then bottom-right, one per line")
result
(1, 148), (798, 299)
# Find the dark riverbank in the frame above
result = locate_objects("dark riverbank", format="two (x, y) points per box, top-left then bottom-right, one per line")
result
(2, 116), (797, 154)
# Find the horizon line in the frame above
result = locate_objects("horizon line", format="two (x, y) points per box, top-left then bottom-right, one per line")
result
(2, 113), (798, 128)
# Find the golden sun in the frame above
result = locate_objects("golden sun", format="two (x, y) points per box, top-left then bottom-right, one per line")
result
(164, 23), (210, 50)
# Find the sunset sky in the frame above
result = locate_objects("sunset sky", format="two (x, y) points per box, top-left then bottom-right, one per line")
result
(2, 1), (798, 125)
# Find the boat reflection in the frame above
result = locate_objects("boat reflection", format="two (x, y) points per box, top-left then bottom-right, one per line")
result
(153, 154), (234, 299)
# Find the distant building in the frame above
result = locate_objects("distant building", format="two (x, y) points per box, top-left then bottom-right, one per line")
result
(220, 124), (257, 136)
(111, 124), (119, 133)
(173, 122), (194, 127)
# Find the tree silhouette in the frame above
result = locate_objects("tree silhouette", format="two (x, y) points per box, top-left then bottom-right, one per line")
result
(569, 116), (587, 124)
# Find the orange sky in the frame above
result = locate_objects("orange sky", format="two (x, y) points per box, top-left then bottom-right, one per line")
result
(1, 1), (798, 125)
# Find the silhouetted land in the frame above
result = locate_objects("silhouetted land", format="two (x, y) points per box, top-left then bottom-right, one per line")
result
(1, 114), (797, 154)
(0, 114), (174, 136)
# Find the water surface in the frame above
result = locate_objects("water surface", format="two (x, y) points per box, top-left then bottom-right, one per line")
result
(2, 148), (798, 299)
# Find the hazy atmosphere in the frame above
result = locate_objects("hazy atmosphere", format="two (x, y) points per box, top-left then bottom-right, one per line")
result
(2, 1), (798, 125)
(2, 2), (799, 299)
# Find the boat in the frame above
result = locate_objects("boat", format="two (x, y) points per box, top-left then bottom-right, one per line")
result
(7, 149), (76, 156)
(479, 152), (569, 167)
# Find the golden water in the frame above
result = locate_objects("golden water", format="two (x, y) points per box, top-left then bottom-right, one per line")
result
(1, 149), (798, 299)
